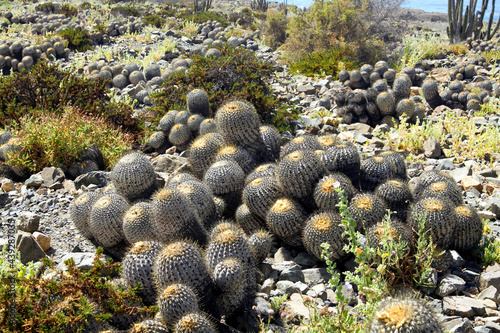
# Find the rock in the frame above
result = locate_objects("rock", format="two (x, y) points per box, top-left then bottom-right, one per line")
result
(15, 231), (46, 264)
(272, 261), (297, 273)
(151, 154), (191, 173)
(478, 210), (497, 220)
(423, 136), (442, 158)
(485, 322), (500, 333)
(302, 268), (332, 284)
(32, 231), (50, 251)
(1, 178), (15, 192)
(276, 280), (300, 296)
(283, 298), (310, 322)
(40, 167), (65, 188)
(260, 278), (275, 294)
(485, 197), (500, 217)
(450, 250), (466, 268)
(443, 296), (486, 317)
(480, 271), (500, 291)
(478, 286), (500, 303)
(24, 173), (44, 188)
(448, 166), (472, 183)
(293, 252), (319, 268)
(16, 211), (40, 232)
(436, 274), (466, 297)
(462, 176), (483, 192)
(57, 252), (113, 272)
(443, 318), (474, 333)
(279, 265), (305, 283)
(474, 327), (493, 333)
(436, 158), (456, 170)
(74, 171), (110, 189)
(274, 247), (294, 262)
(297, 83), (316, 95)
(300, 115), (323, 128)
(343, 123), (372, 134)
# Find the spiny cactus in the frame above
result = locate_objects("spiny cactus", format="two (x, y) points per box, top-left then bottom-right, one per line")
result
(392, 74), (412, 105)
(157, 283), (199, 327)
(111, 152), (157, 202)
(276, 150), (325, 201)
(187, 89), (210, 118)
(323, 141), (361, 185)
(367, 218), (413, 249)
(89, 193), (129, 248)
(374, 179), (413, 222)
(266, 197), (308, 248)
(69, 191), (101, 243)
(348, 193), (386, 231)
(174, 312), (217, 333)
(176, 180), (218, 230)
(360, 155), (397, 192)
(257, 125), (281, 163)
(123, 201), (156, 244)
(149, 131), (166, 150)
(187, 114), (205, 133)
(367, 294), (444, 333)
(212, 257), (244, 292)
(215, 99), (260, 152)
(314, 173), (355, 211)
(412, 170), (456, 198)
(379, 150), (407, 180)
(317, 134), (340, 150)
(408, 197), (457, 249)
(280, 135), (322, 159)
(166, 172), (199, 188)
(302, 211), (347, 262)
(418, 180), (463, 206)
(188, 134), (224, 178)
(422, 79), (443, 110)
(159, 110), (179, 133)
(169, 123), (193, 150)
(235, 203), (265, 235)
(396, 99), (416, 119)
(248, 229), (273, 264)
(175, 111), (192, 125)
(452, 205), (482, 252)
(245, 163), (276, 184)
(203, 160), (245, 195)
(199, 118), (217, 135)
(242, 176), (284, 220)
(121, 241), (162, 305)
(376, 91), (396, 117)
(151, 188), (208, 245)
(431, 247), (452, 272)
(215, 145), (256, 174)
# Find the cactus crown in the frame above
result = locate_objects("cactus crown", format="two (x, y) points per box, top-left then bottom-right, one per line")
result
(250, 178), (263, 187)
(172, 124), (183, 131)
(291, 136), (305, 144)
(373, 156), (384, 163)
(124, 205), (145, 222)
(154, 188), (173, 201)
(75, 193), (91, 204)
(354, 196), (374, 210)
(456, 205), (473, 217)
(256, 164), (272, 172)
(318, 136), (336, 147)
(130, 241), (151, 254)
(312, 215), (333, 232)
(214, 229), (239, 244)
(178, 316), (196, 329)
(177, 183), (194, 195)
(423, 199), (444, 212)
(286, 151), (303, 161)
(429, 181), (447, 192)
(192, 138), (207, 148)
(94, 195), (111, 209)
(388, 179), (404, 188)
(375, 303), (414, 329)
(162, 284), (185, 298)
(321, 178), (339, 193)
(162, 242), (186, 258)
(271, 198), (293, 213)
(373, 225), (398, 240)
(219, 145), (237, 155)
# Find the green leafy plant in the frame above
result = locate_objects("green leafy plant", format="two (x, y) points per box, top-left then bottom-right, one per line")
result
(60, 3), (78, 17)
(58, 27), (93, 52)
(7, 108), (133, 173)
(143, 14), (166, 28)
(263, 10), (287, 49)
(475, 219), (500, 265)
(110, 4), (140, 17)
(289, 47), (358, 78)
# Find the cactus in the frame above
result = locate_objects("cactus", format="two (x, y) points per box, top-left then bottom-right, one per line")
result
(174, 312), (216, 333)
(123, 201), (156, 244)
(317, 134), (340, 150)
(248, 229), (273, 264)
(280, 135), (322, 159)
(266, 197), (308, 248)
(215, 145), (256, 174)
(167, 172), (199, 188)
(302, 211), (347, 262)
(448, 0), (500, 43)
(431, 247), (452, 272)
(348, 193), (386, 231)
(89, 193), (130, 248)
(235, 203), (265, 235)
(157, 283), (199, 327)
(452, 205), (482, 252)
(187, 89), (210, 117)
(360, 155), (397, 192)
(169, 124), (193, 149)
(418, 180), (463, 206)
(149, 131), (166, 150)
(314, 173), (355, 211)
(212, 257), (244, 291)
(375, 179), (413, 222)
(69, 191), (101, 243)
(257, 125), (281, 162)
(323, 141), (361, 185)
(408, 197), (457, 249)
(367, 218), (413, 249)
(175, 111), (192, 125)
(215, 99), (260, 152)
(379, 151), (407, 180)
(276, 150), (325, 201)
(121, 241), (162, 305)
(367, 294), (444, 332)
(392, 74), (412, 105)
(187, 114), (205, 133)
(203, 160), (245, 195)
(130, 320), (170, 333)
(242, 176), (284, 220)
(213, 196), (226, 217)
(245, 163), (276, 184)
(376, 91), (396, 117)
(372, 79), (389, 93)
(111, 152), (157, 202)
(199, 118), (217, 135)
(189, 134), (224, 178)
(250, 0), (268, 11)
(396, 99), (416, 119)
(176, 180), (218, 230)
(412, 170), (456, 198)
(422, 79), (443, 110)
(151, 188), (208, 246)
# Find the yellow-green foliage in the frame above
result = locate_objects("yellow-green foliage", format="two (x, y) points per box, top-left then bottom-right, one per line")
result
(8, 108), (132, 173)
(263, 10), (287, 49)
(482, 49), (500, 63)
(475, 98), (500, 116)
(476, 221), (500, 266)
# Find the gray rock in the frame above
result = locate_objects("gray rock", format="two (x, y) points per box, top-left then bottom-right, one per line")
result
(293, 252), (319, 268)
(478, 210), (497, 220)
(443, 296), (486, 317)
(485, 322), (500, 333)
(300, 115), (322, 128)
(151, 154), (191, 174)
(274, 247), (294, 262)
(24, 173), (44, 188)
(253, 296), (271, 316)
(260, 278), (275, 294)
(74, 171), (110, 189)
(15, 231), (46, 264)
(450, 250), (466, 268)
(272, 261), (297, 273)
(436, 158), (456, 170)
(448, 166), (472, 183)
(480, 271), (500, 291)
(485, 197), (500, 217)
(423, 136), (442, 158)
(40, 167), (65, 188)
(295, 281), (309, 293)
(302, 267), (332, 284)
(478, 285), (500, 303)
(474, 327), (493, 333)
(436, 274), (466, 297)
(443, 318), (474, 333)
(16, 211), (40, 232)
(57, 252), (113, 272)
(279, 265), (305, 283)
(297, 83), (316, 95)
(276, 280), (300, 296)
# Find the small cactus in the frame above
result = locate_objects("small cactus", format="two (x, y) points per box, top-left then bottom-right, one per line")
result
(302, 211), (347, 262)
(187, 89), (210, 118)
(111, 152), (157, 202)
(266, 197), (308, 248)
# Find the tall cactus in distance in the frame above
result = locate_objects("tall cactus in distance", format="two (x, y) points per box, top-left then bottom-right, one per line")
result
(448, 0), (500, 43)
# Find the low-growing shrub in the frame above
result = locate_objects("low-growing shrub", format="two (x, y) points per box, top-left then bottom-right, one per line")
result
(58, 27), (93, 51)
(263, 10), (287, 49)
(143, 14), (166, 28)
(36, 2), (57, 13)
(0, 61), (141, 135)
(79, 2), (92, 10)
(60, 3), (78, 17)
(178, 10), (228, 26)
(8, 108), (133, 173)
(289, 46), (359, 78)
(110, 4), (140, 17)
(150, 45), (297, 128)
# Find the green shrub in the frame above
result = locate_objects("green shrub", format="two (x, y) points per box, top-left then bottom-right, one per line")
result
(263, 10), (287, 49)
(58, 27), (93, 52)
(36, 2), (56, 13)
(110, 4), (140, 17)
(143, 14), (166, 28)
(228, 8), (255, 27)
(0, 247), (157, 331)
(0, 61), (141, 135)
(289, 47), (359, 78)
(178, 11), (228, 27)
(79, 2), (92, 10)
(60, 3), (78, 16)
(150, 45), (297, 130)
(8, 108), (133, 173)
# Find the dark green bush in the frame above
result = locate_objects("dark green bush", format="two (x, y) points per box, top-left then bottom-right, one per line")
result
(36, 2), (56, 13)
(143, 14), (166, 28)
(289, 47), (359, 78)
(178, 11), (228, 27)
(263, 10), (287, 49)
(150, 45), (298, 129)
(110, 4), (140, 17)
(58, 27), (93, 51)
(60, 3), (78, 16)
(228, 8), (255, 27)
(79, 2), (92, 10)
(0, 61), (141, 135)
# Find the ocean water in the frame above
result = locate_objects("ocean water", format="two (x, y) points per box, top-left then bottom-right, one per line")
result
(273, 0), (500, 22)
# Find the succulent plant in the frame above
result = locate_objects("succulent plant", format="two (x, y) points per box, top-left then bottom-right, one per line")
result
(175, 111), (192, 125)
(187, 89), (210, 118)
(169, 123), (193, 150)
(121, 241), (163, 305)
(176, 180), (218, 230)
(302, 211), (347, 262)
(212, 257), (244, 292)
(256, 125), (281, 163)
(174, 312), (217, 333)
(396, 99), (416, 119)
(431, 247), (452, 272)
(376, 91), (396, 117)
(69, 191), (101, 243)
(159, 110), (179, 133)
(314, 173), (355, 211)
(89, 193), (129, 248)
(422, 79), (443, 109)
(199, 118), (217, 135)
(245, 163), (277, 184)
(412, 170), (456, 198)
(452, 205), (482, 252)
(123, 201), (156, 244)
(248, 229), (273, 264)
(166, 172), (199, 188)
(374, 179), (413, 222)
(111, 152), (157, 202)
(235, 203), (265, 235)
(188, 134), (224, 178)
(157, 283), (200, 327)
(242, 176), (284, 220)
(148, 131), (166, 150)
(348, 193), (386, 231)
(187, 114), (205, 133)
(367, 294), (444, 333)
(418, 180), (463, 206)
(276, 150), (325, 201)
(280, 135), (322, 159)
(129, 320), (170, 333)
(323, 141), (361, 186)
(266, 197), (308, 248)
(378, 150), (407, 180)
(367, 218), (413, 249)
(215, 145), (256, 174)
(203, 160), (245, 195)
(317, 134), (340, 150)
(392, 74), (412, 105)
(360, 155), (397, 192)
